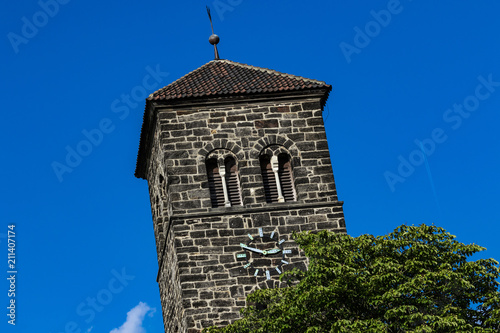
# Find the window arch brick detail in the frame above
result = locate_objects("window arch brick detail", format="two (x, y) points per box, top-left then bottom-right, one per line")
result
(198, 140), (244, 161)
(250, 135), (298, 160)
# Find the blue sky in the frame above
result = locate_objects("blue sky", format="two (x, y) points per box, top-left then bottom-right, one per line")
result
(2, 1), (500, 332)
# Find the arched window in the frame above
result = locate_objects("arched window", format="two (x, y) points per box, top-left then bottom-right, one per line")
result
(260, 153), (296, 203)
(206, 154), (242, 208)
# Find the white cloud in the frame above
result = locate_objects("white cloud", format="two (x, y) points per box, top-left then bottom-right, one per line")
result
(109, 302), (155, 333)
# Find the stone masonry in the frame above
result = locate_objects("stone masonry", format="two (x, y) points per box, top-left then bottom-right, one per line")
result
(135, 60), (346, 332)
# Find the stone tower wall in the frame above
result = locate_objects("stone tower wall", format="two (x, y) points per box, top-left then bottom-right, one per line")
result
(144, 96), (346, 332)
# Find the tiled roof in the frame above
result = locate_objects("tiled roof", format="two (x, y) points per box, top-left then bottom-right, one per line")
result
(148, 59), (330, 101)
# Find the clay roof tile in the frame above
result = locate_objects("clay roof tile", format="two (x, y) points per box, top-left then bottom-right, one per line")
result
(148, 59), (330, 101)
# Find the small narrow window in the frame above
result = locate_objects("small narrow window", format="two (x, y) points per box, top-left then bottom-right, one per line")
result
(158, 174), (165, 197)
(206, 158), (225, 208)
(225, 157), (242, 206)
(155, 195), (160, 216)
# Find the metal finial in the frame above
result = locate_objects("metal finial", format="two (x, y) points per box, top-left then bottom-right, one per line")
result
(206, 6), (220, 60)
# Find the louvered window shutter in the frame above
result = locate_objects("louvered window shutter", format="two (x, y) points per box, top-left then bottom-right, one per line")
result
(206, 159), (225, 208)
(225, 157), (242, 206)
(260, 156), (279, 203)
(278, 154), (296, 202)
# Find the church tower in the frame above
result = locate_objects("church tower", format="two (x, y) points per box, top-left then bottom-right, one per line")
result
(135, 58), (346, 332)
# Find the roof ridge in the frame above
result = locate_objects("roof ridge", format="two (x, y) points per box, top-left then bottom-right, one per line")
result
(217, 59), (328, 86)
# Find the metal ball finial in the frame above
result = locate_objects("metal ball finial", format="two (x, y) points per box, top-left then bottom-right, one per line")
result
(209, 34), (220, 45)
(206, 6), (220, 60)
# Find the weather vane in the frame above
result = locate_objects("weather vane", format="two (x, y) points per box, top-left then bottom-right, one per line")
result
(206, 6), (220, 60)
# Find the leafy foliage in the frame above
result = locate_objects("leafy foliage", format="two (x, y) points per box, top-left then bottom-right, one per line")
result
(204, 224), (500, 333)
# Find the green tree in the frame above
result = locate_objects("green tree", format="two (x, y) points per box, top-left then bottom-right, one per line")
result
(204, 224), (500, 333)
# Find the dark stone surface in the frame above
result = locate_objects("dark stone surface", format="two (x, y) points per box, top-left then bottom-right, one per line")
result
(143, 98), (346, 332)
